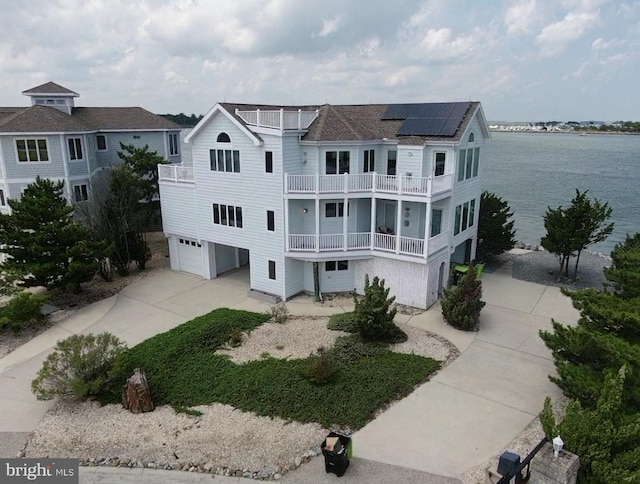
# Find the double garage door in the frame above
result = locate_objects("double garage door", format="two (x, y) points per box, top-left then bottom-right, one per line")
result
(177, 238), (203, 276)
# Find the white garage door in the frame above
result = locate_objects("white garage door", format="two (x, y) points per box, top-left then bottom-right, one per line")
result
(177, 238), (203, 276)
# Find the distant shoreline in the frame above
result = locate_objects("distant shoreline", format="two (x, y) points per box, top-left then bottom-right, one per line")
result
(489, 129), (640, 136)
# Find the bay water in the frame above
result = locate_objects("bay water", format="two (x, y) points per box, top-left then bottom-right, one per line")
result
(481, 132), (640, 255)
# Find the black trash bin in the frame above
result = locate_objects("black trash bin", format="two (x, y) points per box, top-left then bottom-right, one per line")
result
(321, 432), (351, 477)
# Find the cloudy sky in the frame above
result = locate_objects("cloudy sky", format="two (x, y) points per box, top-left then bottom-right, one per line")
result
(0, 0), (638, 121)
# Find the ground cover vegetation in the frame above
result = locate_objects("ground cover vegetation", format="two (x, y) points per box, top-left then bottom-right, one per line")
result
(95, 307), (437, 429)
(541, 189), (613, 280)
(476, 191), (516, 260)
(539, 233), (640, 481)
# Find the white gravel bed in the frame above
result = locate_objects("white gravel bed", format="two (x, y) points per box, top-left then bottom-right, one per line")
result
(216, 317), (350, 363)
(25, 400), (327, 473)
(25, 315), (457, 474)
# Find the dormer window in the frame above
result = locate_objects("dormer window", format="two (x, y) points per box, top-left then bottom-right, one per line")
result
(217, 133), (231, 143)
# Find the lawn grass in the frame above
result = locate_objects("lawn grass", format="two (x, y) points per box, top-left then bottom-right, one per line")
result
(102, 308), (439, 429)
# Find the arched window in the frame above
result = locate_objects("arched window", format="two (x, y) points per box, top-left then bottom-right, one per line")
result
(468, 132), (475, 143)
(217, 132), (231, 143)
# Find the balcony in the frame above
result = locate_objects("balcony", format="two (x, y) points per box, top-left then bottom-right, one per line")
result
(285, 173), (452, 197)
(158, 164), (194, 183)
(235, 108), (319, 131)
(287, 231), (450, 258)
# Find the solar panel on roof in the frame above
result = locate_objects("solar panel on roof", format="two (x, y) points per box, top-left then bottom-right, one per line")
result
(434, 103), (455, 118)
(397, 118), (429, 136)
(440, 117), (463, 136)
(424, 118), (447, 136)
(450, 102), (470, 118)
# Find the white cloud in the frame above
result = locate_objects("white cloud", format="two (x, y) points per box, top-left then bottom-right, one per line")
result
(536, 10), (600, 56)
(316, 16), (342, 37)
(505, 0), (541, 36)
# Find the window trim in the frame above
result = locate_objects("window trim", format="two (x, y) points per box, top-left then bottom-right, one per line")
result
(267, 210), (275, 231)
(169, 133), (180, 156)
(434, 152), (446, 177)
(325, 202), (345, 218)
(212, 203), (243, 228)
(268, 260), (276, 280)
(387, 149), (397, 175)
(73, 184), (89, 202)
(325, 150), (350, 174)
(68, 137), (83, 161)
(96, 134), (107, 151)
(363, 149), (375, 172)
(210, 149), (240, 173)
(265, 151), (273, 173)
(15, 138), (50, 163)
(325, 260), (349, 271)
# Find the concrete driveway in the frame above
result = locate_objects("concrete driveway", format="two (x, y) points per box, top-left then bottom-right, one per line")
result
(0, 264), (579, 483)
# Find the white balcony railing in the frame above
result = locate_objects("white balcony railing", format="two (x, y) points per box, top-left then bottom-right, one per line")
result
(285, 172), (452, 197)
(235, 109), (319, 130)
(288, 231), (445, 258)
(158, 164), (194, 182)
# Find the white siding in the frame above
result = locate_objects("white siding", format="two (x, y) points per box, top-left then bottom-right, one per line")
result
(320, 260), (356, 293)
(159, 183), (198, 237)
(191, 111), (286, 298)
(354, 257), (429, 309)
(426, 253), (450, 308)
(284, 258), (305, 298)
(397, 145), (423, 176)
(2, 135), (65, 179)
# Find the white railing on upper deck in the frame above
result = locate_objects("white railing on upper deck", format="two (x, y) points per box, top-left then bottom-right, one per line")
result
(158, 164), (194, 182)
(347, 232), (371, 249)
(285, 172), (452, 197)
(373, 233), (396, 252)
(399, 236), (425, 256)
(235, 109), (319, 130)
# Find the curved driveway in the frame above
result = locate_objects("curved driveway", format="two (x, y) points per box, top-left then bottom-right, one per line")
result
(0, 264), (578, 482)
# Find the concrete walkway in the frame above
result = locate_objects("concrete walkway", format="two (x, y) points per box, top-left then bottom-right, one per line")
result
(0, 264), (579, 483)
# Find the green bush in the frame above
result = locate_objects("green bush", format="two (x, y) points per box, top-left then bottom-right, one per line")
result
(31, 332), (127, 400)
(327, 312), (357, 333)
(0, 291), (49, 333)
(303, 347), (337, 385)
(354, 275), (407, 343)
(330, 335), (386, 365)
(268, 303), (289, 324)
(441, 263), (485, 331)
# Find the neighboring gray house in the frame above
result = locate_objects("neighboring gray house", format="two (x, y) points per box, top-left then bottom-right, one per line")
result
(159, 101), (489, 309)
(0, 82), (181, 213)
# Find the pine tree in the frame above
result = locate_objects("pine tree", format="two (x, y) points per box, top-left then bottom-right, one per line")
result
(604, 233), (640, 299)
(354, 275), (406, 343)
(477, 191), (516, 260)
(539, 367), (640, 483)
(441, 262), (486, 331)
(0, 177), (109, 292)
(117, 143), (168, 203)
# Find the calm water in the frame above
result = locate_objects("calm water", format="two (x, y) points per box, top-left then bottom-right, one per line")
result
(481, 132), (640, 254)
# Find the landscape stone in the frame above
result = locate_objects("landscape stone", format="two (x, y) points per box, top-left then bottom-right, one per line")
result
(121, 368), (154, 414)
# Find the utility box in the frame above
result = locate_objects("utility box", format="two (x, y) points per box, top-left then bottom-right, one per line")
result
(498, 451), (521, 477)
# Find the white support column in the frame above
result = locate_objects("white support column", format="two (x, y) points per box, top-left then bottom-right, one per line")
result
(424, 202), (431, 258)
(280, 109), (284, 132)
(370, 197), (377, 250)
(342, 197), (348, 251)
(315, 172), (320, 195)
(315, 198), (320, 253)
(395, 200), (402, 254)
(284, 200), (290, 252)
(256, 109), (261, 127)
(343, 172), (348, 193)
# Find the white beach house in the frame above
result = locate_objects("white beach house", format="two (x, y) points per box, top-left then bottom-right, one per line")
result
(159, 101), (489, 309)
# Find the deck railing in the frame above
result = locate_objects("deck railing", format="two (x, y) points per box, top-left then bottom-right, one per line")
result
(158, 164), (194, 182)
(288, 231), (442, 257)
(235, 109), (319, 130)
(285, 172), (452, 197)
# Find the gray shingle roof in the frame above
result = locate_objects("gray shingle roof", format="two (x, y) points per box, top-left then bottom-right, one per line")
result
(0, 106), (180, 133)
(220, 102), (479, 145)
(22, 82), (79, 96)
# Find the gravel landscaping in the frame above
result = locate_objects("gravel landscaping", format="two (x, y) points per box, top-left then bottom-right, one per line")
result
(24, 315), (455, 479)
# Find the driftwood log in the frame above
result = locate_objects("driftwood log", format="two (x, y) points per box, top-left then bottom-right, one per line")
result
(122, 368), (154, 413)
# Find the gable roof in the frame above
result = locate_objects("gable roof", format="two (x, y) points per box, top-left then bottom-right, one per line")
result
(22, 82), (79, 97)
(0, 105), (88, 132)
(207, 101), (482, 146)
(72, 107), (181, 130)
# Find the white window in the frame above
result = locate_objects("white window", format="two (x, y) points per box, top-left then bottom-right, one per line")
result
(73, 184), (89, 202)
(387, 150), (397, 175)
(326, 151), (349, 174)
(68, 138), (83, 160)
(325, 260), (349, 271)
(16, 139), (49, 162)
(325, 202), (345, 218)
(96, 134), (107, 151)
(363, 149), (375, 172)
(0, 189), (5, 206)
(268, 260), (276, 280)
(209, 149), (240, 172)
(434, 152), (446, 176)
(457, 148), (480, 181)
(212, 203), (243, 228)
(169, 133), (179, 156)
(453, 199), (476, 235)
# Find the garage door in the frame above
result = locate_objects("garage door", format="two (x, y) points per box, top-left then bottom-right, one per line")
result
(177, 238), (203, 276)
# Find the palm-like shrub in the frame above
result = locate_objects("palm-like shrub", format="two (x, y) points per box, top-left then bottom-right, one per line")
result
(441, 263), (485, 331)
